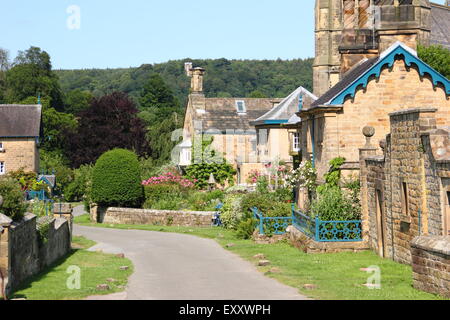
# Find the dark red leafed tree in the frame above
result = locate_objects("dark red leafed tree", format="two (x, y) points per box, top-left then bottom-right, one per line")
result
(65, 92), (150, 168)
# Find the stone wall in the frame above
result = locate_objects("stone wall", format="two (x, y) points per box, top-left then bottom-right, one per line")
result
(411, 236), (450, 298)
(361, 109), (449, 265)
(91, 206), (215, 228)
(286, 226), (370, 254)
(0, 138), (39, 174)
(0, 209), (72, 298)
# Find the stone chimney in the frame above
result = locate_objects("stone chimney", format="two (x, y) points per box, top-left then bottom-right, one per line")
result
(184, 62), (193, 77)
(190, 67), (205, 94)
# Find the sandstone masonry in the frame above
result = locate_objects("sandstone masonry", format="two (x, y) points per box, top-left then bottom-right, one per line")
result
(91, 206), (215, 228)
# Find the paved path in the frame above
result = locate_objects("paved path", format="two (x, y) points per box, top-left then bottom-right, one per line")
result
(73, 223), (307, 300)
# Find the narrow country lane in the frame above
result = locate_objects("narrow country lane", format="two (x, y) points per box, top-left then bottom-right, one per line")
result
(73, 221), (307, 300)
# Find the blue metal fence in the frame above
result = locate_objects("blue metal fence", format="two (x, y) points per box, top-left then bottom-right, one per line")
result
(253, 205), (363, 242)
(252, 207), (292, 235)
(27, 189), (45, 201)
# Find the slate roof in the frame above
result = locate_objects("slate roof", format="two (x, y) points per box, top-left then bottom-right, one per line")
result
(430, 3), (450, 50)
(311, 58), (378, 107)
(38, 175), (56, 188)
(197, 98), (282, 132)
(251, 87), (317, 126)
(0, 105), (42, 137)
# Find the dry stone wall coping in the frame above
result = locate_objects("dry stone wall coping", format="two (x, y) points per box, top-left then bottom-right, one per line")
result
(411, 236), (450, 256)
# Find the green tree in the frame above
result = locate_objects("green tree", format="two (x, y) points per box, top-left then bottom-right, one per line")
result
(139, 74), (183, 164)
(64, 89), (93, 114)
(0, 48), (9, 103)
(91, 149), (144, 208)
(5, 46), (63, 110)
(418, 44), (450, 79)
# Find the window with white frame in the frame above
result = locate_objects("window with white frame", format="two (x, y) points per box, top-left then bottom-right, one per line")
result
(293, 133), (300, 152)
(0, 142), (3, 152)
(0, 162), (5, 175)
(236, 100), (246, 113)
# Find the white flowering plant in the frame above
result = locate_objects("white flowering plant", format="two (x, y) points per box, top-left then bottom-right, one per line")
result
(286, 161), (317, 191)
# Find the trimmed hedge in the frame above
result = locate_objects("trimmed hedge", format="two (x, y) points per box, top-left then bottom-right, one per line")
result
(91, 149), (144, 208)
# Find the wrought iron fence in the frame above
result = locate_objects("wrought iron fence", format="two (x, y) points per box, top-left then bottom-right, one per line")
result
(292, 206), (316, 238)
(316, 220), (362, 242)
(252, 208), (292, 236)
(253, 205), (363, 242)
(27, 189), (47, 201)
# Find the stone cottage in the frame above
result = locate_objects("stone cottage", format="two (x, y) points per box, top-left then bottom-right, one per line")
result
(0, 105), (42, 175)
(250, 87), (317, 169)
(177, 64), (282, 184)
(299, 41), (450, 186)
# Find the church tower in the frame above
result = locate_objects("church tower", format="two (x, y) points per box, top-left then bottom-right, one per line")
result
(313, 0), (343, 97)
(313, 0), (432, 97)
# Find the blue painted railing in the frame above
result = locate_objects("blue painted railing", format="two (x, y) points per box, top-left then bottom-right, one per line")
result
(316, 220), (362, 242)
(253, 205), (362, 242)
(252, 207), (292, 235)
(292, 206), (316, 238)
(27, 189), (47, 201)
(292, 205), (362, 242)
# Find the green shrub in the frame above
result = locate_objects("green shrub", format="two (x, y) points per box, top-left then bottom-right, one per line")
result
(256, 176), (269, 194)
(64, 164), (93, 202)
(235, 216), (258, 239)
(310, 186), (360, 221)
(185, 162), (236, 189)
(240, 192), (292, 218)
(220, 194), (244, 229)
(91, 149), (144, 208)
(0, 177), (28, 221)
(144, 184), (185, 210)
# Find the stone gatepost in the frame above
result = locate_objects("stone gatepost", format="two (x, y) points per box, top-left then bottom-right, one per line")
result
(53, 203), (73, 240)
(359, 126), (378, 242)
(0, 213), (12, 299)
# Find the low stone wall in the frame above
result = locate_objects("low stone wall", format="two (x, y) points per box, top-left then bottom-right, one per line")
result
(0, 207), (72, 298)
(252, 231), (288, 244)
(411, 236), (450, 298)
(91, 206), (215, 227)
(286, 226), (370, 253)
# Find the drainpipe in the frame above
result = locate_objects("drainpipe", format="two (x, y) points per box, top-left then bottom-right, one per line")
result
(310, 116), (316, 168)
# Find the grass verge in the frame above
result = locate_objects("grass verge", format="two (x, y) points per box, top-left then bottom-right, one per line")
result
(74, 214), (446, 300)
(11, 236), (133, 300)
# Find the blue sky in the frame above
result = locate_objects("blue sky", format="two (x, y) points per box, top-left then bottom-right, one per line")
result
(2, 1), (447, 70)
(1, 0), (316, 69)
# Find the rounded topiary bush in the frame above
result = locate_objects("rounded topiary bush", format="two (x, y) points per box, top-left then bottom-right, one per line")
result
(91, 149), (144, 208)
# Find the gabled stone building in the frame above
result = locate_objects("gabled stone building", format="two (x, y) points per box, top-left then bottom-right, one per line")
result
(0, 105), (42, 175)
(299, 41), (449, 183)
(250, 87), (317, 168)
(178, 64), (282, 184)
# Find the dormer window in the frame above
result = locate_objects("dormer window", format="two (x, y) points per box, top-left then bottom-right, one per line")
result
(236, 100), (246, 114)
